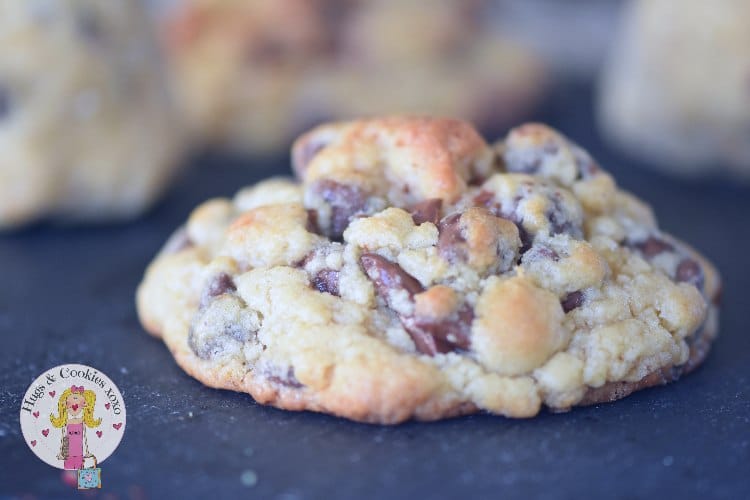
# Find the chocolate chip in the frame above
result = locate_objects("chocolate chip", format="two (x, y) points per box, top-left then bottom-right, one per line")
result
(473, 190), (530, 251)
(411, 199), (442, 225)
(516, 225), (533, 255)
(437, 213), (467, 263)
(265, 367), (304, 389)
(306, 209), (320, 234)
(473, 190), (496, 208)
(312, 180), (369, 239)
(360, 254), (474, 356)
(312, 269), (340, 296)
(360, 253), (424, 302)
(402, 305), (474, 355)
(561, 291), (584, 313)
(200, 273), (236, 308)
(633, 236), (675, 258)
(474, 189), (577, 252)
(547, 192), (579, 237)
(675, 258), (704, 290)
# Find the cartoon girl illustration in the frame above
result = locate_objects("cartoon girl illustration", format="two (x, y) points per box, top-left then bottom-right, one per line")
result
(50, 385), (101, 470)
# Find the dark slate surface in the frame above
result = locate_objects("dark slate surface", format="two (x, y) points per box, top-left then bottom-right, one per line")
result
(1, 85), (748, 500)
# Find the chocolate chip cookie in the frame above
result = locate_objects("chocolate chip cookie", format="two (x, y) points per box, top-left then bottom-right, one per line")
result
(0, 0), (184, 229)
(599, 0), (750, 177)
(160, 0), (543, 153)
(137, 117), (720, 423)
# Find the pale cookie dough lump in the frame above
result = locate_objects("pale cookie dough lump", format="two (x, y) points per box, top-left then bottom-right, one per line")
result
(0, 0), (185, 229)
(137, 116), (721, 423)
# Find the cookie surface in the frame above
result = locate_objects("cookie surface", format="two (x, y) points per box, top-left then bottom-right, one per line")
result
(137, 117), (720, 423)
(160, 0), (543, 153)
(0, 0), (184, 228)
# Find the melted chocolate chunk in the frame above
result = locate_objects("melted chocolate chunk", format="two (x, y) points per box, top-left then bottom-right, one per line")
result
(360, 253), (423, 301)
(561, 291), (584, 313)
(312, 269), (340, 296)
(675, 258), (704, 290)
(437, 213), (467, 263)
(360, 253), (473, 356)
(402, 305), (474, 355)
(473, 190), (495, 208)
(313, 180), (369, 239)
(306, 209), (320, 234)
(266, 367), (304, 389)
(411, 198), (442, 226)
(515, 225), (532, 255)
(473, 191), (532, 253)
(200, 273), (237, 308)
(633, 236), (674, 258)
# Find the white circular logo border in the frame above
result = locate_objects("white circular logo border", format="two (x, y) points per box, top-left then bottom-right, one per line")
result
(19, 364), (127, 470)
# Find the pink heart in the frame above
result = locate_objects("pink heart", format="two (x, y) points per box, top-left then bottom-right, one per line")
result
(33, 411), (40, 418)
(49, 391), (56, 397)
(42, 429), (49, 437)
(30, 440), (37, 447)
(112, 423), (122, 430)
(105, 403), (110, 410)
(96, 431), (103, 438)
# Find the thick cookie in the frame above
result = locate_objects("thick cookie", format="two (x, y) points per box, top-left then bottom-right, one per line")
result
(137, 117), (720, 423)
(160, 0), (543, 153)
(598, 0), (750, 177)
(0, 0), (184, 229)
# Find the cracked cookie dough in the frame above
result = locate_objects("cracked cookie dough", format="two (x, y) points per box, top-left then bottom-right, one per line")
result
(0, 0), (185, 229)
(598, 0), (750, 177)
(137, 117), (720, 423)
(161, 0), (543, 153)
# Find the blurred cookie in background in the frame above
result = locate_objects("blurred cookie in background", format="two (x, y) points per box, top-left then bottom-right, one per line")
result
(160, 0), (545, 154)
(490, 0), (621, 81)
(300, 0), (544, 136)
(0, 0), (185, 229)
(163, 0), (329, 154)
(598, 0), (750, 179)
